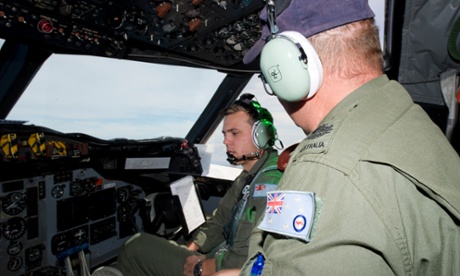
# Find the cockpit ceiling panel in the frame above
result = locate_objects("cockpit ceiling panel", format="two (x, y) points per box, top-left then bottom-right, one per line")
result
(0, 0), (265, 70)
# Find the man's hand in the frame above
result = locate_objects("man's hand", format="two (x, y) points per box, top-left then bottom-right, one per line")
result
(186, 241), (200, 251)
(202, 258), (217, 276)
(183, 255), (217, 276)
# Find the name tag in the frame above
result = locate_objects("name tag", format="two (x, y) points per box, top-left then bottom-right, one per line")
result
(258, 191), (315, 242)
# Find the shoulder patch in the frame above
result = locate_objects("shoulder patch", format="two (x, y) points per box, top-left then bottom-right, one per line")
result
(258, 191), (316, 242)
(252, 183), (278, 198)
(307, 124), (333, 140)
(296, 124), (334, 155)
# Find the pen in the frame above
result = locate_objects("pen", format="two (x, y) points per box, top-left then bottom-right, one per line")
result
(250, 253), (265, 276)
(247, 206), (256, 222)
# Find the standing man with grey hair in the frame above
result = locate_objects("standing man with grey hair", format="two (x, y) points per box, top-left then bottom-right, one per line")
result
(232, 0), (460, 275)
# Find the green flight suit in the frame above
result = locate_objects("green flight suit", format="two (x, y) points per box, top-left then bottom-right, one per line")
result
(241, 75), (460, 275)
(117, 149), (282, 276)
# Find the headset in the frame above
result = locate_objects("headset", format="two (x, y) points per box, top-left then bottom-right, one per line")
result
(259, 31), (324, 102)
(235, 93), (277, 150)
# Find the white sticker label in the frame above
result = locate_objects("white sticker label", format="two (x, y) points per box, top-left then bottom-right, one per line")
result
(124, 157), (170, 169)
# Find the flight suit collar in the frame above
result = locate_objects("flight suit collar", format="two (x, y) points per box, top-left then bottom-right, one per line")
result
(324, 74), (390, 120)
(293, 75), (393, 165)
(246, 148), (277, 176)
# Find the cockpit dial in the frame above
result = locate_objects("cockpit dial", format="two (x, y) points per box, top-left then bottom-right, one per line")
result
(7, 241), (23, 256)
(117, 186), (131, 203)
(2, 192), (26, 216)
(3, 217), (27, 240)
(7, 256), (23, 272)
(72, 227), (88, 245)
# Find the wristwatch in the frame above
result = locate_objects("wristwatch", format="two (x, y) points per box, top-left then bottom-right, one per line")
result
(193, 260), (203, 276)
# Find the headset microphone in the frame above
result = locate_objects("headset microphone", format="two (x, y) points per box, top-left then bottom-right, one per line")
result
(226, 151), (260, 165)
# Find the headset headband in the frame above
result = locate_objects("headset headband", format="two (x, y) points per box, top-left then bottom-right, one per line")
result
(235, 93), (273, 123)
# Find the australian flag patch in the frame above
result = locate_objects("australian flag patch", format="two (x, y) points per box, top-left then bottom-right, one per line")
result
(258, 191), (316, 242)
(253, 183), (278, 198)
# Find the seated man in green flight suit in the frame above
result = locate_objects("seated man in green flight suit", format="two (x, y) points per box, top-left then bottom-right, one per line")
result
(116, 93), (284, 276)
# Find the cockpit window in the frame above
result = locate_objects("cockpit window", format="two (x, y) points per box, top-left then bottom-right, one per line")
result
(6, 51), (224, 140)
(3, 39), (305, 167)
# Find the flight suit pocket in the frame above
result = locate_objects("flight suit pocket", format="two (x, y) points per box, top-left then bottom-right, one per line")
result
(232, 211), (254, 249)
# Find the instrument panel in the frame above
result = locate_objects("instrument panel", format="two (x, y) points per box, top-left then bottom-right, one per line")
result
(0, 0), (265, 69)
(0, 168), (145, 276)
(0, 121), (205, 275)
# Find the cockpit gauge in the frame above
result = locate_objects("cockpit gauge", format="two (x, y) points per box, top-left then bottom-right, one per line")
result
(51, 185), (65, 198)
(117, 203), (132, 223)
(26, 246), (42, 263)
(7, 241), (23, 256)
(70, 181), (85, 196)
(72, 227), (88, 245)
(51, 233), (70, 254)
(83, 177), (97, 194)
(109, 9), (126, 29)
(7, 256), (23, 272)
(117, 186), (131, 203)
(3, 217), (27, 240)
(1, 192), (26, 216)
(131, 188), (142, 201)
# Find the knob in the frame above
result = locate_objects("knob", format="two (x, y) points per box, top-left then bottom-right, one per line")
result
(37, 19), (53, 33)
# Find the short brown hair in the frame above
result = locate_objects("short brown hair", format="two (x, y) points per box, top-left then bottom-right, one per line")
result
(223, 103), (257, 126)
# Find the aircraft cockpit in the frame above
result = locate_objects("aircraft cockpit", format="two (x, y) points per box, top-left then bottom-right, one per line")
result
(0, 1), (282, 274)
